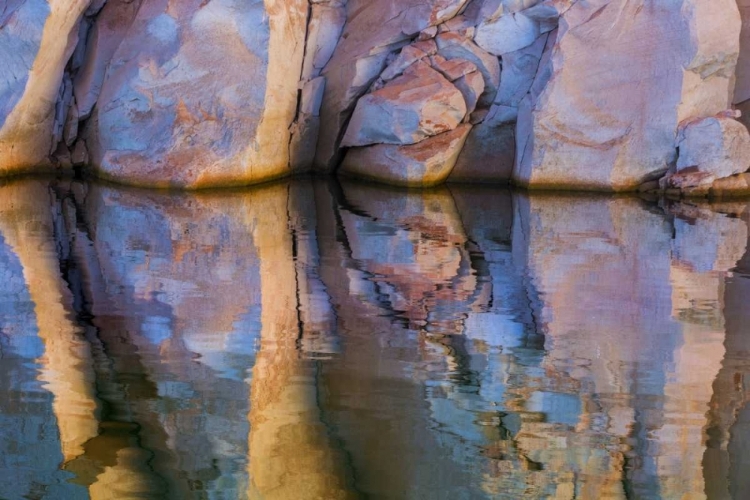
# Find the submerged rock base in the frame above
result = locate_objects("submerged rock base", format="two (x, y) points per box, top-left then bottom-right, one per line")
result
(2, 1), (750, 192)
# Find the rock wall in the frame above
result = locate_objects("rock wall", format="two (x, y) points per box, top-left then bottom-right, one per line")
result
(2, 0), (750, 192)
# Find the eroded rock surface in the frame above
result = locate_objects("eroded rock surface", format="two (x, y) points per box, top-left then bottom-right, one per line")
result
(83, 0), (308, 188)
(342, 63), (466, 147)
(661, 114), (750, 195)
(514, 0), (742, 191)
(1, 0), (750, 191)
(449, 105), (515, 182)
(0, 0), (93, 175)
(340, 123), (471, 186)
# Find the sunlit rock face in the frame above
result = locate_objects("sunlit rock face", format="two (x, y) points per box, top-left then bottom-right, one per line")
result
(514, 0), (742, 191)
(2, 0), (750, 190)
(82, 0), (308, 188)
(0, 0), (93, 175)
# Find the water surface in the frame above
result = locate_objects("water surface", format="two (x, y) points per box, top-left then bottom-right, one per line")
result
(0, 177), (748, 499)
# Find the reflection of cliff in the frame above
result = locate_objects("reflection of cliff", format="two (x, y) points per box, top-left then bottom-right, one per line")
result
(0, 181), (98, 465)
(314, 180), (491, 498)
(246, 182), (355, 500)
(74, 181), (354, 498)
(0, 181), (91, 498)
(703, 203), (750, 500)
(506, 196), (748, 499)
(2, 178), (750, 498)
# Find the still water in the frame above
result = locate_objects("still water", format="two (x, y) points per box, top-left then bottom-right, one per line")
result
(0, 177), (748, 499)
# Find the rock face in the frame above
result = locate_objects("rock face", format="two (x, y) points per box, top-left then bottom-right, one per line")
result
(83, 0), (308, 188)
(736, 0), (750, 105)
(312, 0), (471, 173)
(0, 0), (93, 175)
(449, 106), (515, 182)
(515, 0), (742, 191)
(1, 0), (750, 191)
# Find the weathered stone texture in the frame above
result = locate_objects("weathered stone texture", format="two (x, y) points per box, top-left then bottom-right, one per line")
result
(449, 106), (515, 182)
(661, 114), (750, 195)
(340, 123), (471, 186)
(0, 0), (92, 175)
(342, 63), (467, 147)
(514, 0), (742, 191)
(1, 0), (750, 192)
(83, 0), (308, 188)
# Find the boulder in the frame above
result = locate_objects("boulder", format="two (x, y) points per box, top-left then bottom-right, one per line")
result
(464, 0), (544, 23)
(439, 15), (476, 35)
(430, 56), (478, 81)
(341, 62), (467, 147)
(84, 0), (309, 188)
(435, 32), (501, 106)
(661, 115), (750, 192)
(340, 124), (472, 186)
(514, 0), (742, 191)
(475, 11), (541, 56)
(0, 0), (92, 175)
(522, 0), (576, 33)
(313, 0), (470, 173)
(453, 71), (485, 116)
(449, 105), (515, 182)
(380, 40), (438, 82)
(711, 172), (750, 197)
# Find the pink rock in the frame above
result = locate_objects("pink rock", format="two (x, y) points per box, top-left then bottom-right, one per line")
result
(380, 41), (438, 82)
(662, 115), (750, 190)
(453, 71), (485, 116)
(435, 32), (500, 106)
(313, 0), (470, 173)
(340, 124), (472, 186)
(342, 62), (467, 147)
(430, 56), (478, 81)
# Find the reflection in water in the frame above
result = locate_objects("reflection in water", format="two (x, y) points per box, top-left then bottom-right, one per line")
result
(0, 177), (749, 499)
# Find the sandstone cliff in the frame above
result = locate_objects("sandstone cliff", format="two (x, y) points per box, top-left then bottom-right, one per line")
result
(2, 0), (750, 193)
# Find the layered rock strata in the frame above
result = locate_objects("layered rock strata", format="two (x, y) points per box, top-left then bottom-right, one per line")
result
(2, 0), (750, 192)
